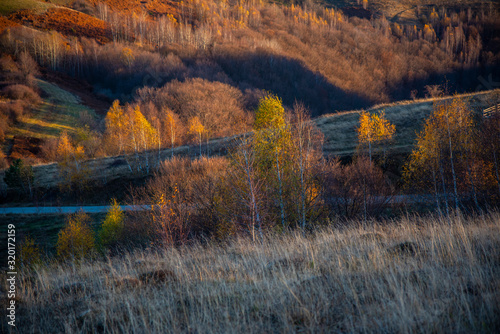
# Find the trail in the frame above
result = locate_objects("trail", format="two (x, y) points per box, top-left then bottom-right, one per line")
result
(0, 195), (438, 216)
(0, 205), (149, 215)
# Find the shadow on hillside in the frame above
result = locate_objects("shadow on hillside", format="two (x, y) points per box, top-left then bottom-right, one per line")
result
(214, 52), (372, 116)
(389, 64), (500, 103)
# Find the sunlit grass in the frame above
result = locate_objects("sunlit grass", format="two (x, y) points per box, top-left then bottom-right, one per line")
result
(8, 80), (98, 139)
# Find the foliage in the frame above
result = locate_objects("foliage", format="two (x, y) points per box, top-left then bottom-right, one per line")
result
(57, 131), (88, 192)
(254, 94), (286, 131)
(105, 100), (129, 155)
(188, 116), (206, 156)
(56, 211), (95, 260)
(404, 97), (497, 208)
(18, 235), (42, 269)
(98, 199), (125, 248)
(3, 158), (34, 196)
(357, 110), (396, 162)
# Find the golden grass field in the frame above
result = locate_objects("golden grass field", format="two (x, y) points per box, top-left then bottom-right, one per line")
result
(7, 211), (499, 333)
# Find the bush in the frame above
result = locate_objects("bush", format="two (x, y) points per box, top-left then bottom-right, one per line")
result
(2, 84), (41, 104)
(98, 199), (125, 249)
(56, 211), (95, 261)
(19, 236), (42, 270)
(0, 100), (28, 123)
(38, 138), (58, 162)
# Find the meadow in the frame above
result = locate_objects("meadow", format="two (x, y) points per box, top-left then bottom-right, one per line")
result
(6, 211), (499, 333)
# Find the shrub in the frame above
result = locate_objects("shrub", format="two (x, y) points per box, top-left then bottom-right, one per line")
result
(2, 84), (41, 104)
(0, 101), (27, 123)
(38, 138), (58, 162)
(98, 199), (125, 249)
(18, 236), (42, 270)
(56, 211), (95, 261)
(3, 158), (34, 197)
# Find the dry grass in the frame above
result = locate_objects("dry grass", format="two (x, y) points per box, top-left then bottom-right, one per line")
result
(0, 0), (53, 16)
(8, 79), (98, 140)
(10, 211), (500, 333)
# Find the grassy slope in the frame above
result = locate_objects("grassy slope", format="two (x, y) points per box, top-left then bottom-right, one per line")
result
(7, 211), (499, 333)
(316, 89), (500, 157)
(0, 0), (53, 15)
(8, 79), (98, 139)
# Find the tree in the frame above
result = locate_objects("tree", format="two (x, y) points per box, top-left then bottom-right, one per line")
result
(253, 94), (290, 228)
(404, 98), (484, 211)
(121, 47), (135, 69)
(127, 105), (158, 173)
(98, 199), (125, 248)
(357, 110), (395, 164)
(290, 103), (324, 229)
(164, 108), (181, 158)
(4, 159), (34, 198)
(105, 100), (129, 155)
(188, 116), (206, 156)
(254, 94), (286, 131)
(56, 211), (95, 260)
(227, 138), (264, 242)
(57, 132), (88, 192)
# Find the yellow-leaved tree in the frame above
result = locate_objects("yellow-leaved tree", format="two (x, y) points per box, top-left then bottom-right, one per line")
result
(105, 100), (129, 155)
(357, 110), (395, 164)
(404, 97), (488, 212)
(56, 211), (95, 260)
(98, 199), (125, 249)
(57, 131), (88, 191)
(127, 105), (159, 173)
(188, 116), (206, 156)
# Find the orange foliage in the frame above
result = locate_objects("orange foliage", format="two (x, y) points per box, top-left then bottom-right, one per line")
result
(0, 16), (19, 34)
(9, 8), (111, 44)
(87, 0), (180, 18)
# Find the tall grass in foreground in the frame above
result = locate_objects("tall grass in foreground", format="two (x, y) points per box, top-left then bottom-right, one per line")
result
(10, 212), (500, 333)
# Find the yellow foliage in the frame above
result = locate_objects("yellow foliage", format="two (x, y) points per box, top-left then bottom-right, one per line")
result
(121, 47), (135, 68)
(19, 236), (41, 269)
(188, 116), (206, 137)
(57, 131), (88, 191)
(98, 199), (125, 248)
(56, 211), (95, 260)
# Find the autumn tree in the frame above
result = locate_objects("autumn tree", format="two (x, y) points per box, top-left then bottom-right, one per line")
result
(253, 94), (290, 228)
(127, 105), (158, 173)
(56, 211), (95, 260)
(98, 199), (125, 249)
(404, 98), (487, 211)
(357, 110), (396, 164)
(188, 116), (206, 156)
(226, 138), (264, 242)
(57, 131), (88, 192)
(290, 103), (324, 229)
(105, 100), (129, 155)
(164, 108), (181, 157)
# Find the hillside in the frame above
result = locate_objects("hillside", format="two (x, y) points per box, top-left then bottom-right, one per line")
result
(317, 88), (500, 156)
(0, 88), (497, 196)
